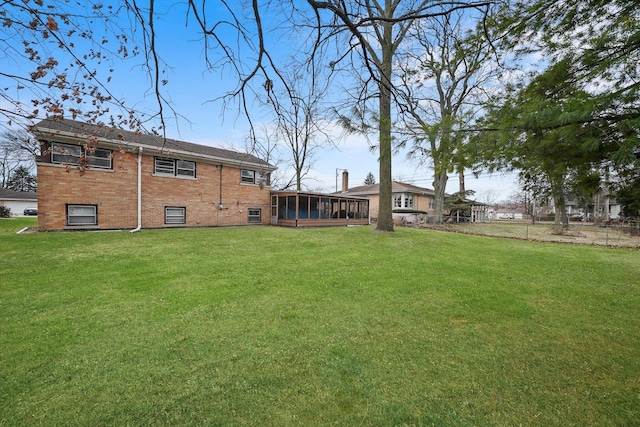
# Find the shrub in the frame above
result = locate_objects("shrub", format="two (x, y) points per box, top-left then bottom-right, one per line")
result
(0, 206), (11, 218)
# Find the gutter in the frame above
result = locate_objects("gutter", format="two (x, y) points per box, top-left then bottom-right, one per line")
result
(130, 147), (143, 233)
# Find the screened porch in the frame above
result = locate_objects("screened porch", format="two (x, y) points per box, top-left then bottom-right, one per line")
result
(272, 191), (370, 227)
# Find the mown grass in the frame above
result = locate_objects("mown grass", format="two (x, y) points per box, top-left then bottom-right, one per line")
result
(1, 219), (639, 426)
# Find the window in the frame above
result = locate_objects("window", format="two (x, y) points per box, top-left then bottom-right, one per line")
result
(52, 142), (112, 169)
(165, 207), (186, 224)
(67, 204), (97, 226)
(405, 194), (414, 208)
(248, 208), (261, 223)
(429, 197), (435, 210)
(155, 157), (195, 178)
(241, 169), (269, 185)
(394, 195), (403, 208)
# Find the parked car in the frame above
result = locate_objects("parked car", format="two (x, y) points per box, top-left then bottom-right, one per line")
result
(23, 208), (38, 216)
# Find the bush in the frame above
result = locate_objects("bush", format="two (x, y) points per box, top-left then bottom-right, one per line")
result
(0, 206), (11, 218)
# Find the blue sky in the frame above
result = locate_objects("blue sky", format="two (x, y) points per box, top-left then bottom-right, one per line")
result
(0, 1), (519, 201)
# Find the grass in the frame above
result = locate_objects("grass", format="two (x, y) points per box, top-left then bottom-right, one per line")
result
(1, 218), (639, 426)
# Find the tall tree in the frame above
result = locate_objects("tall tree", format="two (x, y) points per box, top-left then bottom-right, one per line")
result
(479, 59), (606, 230)
(396, 8), (501, 223)
(7, 166), (37, 192)
(0, 130), (38, 188)
(262, 59), (334, 191)
(306, 0), (492, 231)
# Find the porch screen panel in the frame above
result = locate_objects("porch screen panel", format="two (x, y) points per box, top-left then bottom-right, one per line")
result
(298, 196), (309, 219)
(287, 196), (296, 219)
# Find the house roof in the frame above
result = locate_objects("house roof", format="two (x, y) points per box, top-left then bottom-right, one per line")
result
(340, 181), (435, 196)
(33, 118), (276, 171)
(0, 188), (37, 201)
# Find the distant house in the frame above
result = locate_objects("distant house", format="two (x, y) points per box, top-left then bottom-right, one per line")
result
(337, 172), (435, 222)
(0, 188), (37, 216)
(494, 208), (527, 220)
(34, 118), (276, 231)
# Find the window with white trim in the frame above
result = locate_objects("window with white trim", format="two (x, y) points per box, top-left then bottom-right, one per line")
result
(165, 206), (186, 224)
(67, 204), (97, 226)
(429, 197), (435, 210)
(405, 194), (414, 208)
(52, 142), (112, 169)
(241, 169), (269, 185)
(394, 195), (403, 208)
(155, 157), (195, 178)
(248, 208), (261, 223)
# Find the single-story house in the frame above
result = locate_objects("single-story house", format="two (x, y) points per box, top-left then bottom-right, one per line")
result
(34, 118), (276, 231)
(337, 173), (436, 222)
(0, 188), (37, 216)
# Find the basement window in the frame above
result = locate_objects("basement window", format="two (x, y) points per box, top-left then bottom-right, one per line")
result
(67, 204), (98, 226)
(248, 208), (261, 223)
(165, 207), (186, 224)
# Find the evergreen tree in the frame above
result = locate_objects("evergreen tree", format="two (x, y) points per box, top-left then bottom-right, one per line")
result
(7, 166), (36, 192)
(364, 172), (376, 186)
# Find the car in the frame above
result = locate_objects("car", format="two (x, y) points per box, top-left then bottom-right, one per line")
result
(23, 208), (38, 216)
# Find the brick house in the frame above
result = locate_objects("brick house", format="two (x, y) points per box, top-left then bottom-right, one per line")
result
(34, 118), (276, 231)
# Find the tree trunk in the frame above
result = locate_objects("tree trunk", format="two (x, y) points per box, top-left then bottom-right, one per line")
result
(375, 16), (394, 232)
(458, 169), (465, 194)
(433, 172), (448, 224)
(551, 179), (569, 232)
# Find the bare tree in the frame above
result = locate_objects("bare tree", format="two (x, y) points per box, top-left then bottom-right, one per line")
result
(304, 0), (493, 231)
(261, 58), (335, 191)
(396, 8), (502, 223)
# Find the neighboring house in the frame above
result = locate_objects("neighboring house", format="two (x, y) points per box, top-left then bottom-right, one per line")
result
(34, 118), (276, 231)
(0, 188), (37, 216)
(338, 172), (435, 221)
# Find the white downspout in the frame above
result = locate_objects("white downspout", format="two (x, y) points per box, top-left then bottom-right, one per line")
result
(130, 147), (143, 233)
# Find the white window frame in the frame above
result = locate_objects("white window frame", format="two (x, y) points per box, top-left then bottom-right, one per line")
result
(405, 194), (414, 208)
(394, 195), (403, 208)
(52, 142), (112, 169)
(67, 204), (98, 226)
(155, 157), (195, 178)
(165, 206), (186, 224)
(241, 169), (269, 185)
(248, 208), (261, 223)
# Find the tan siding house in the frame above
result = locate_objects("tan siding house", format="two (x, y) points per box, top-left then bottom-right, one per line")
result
(339, 178), (436, 221)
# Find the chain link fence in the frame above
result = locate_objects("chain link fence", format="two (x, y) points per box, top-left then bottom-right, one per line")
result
(407, 219), (640, 248)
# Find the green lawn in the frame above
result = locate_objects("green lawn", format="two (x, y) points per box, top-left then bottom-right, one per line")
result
(1, 219), (639, 426)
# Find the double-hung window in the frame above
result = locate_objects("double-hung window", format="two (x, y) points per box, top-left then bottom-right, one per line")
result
(52, 142), (112, 169)
(394, 195), (403, 208)
(165, 206), (186, 224)
(155, 157), (195, 178)
(405, 195), (414, 208)
(241, 169), (269, 185)
(67, 204), (97, 226)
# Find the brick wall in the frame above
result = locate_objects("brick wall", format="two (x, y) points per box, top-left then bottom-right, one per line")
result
(37, 150), (272, 230)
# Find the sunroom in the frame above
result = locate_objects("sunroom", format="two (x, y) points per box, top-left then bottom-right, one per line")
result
(271, 191), (370, 227)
